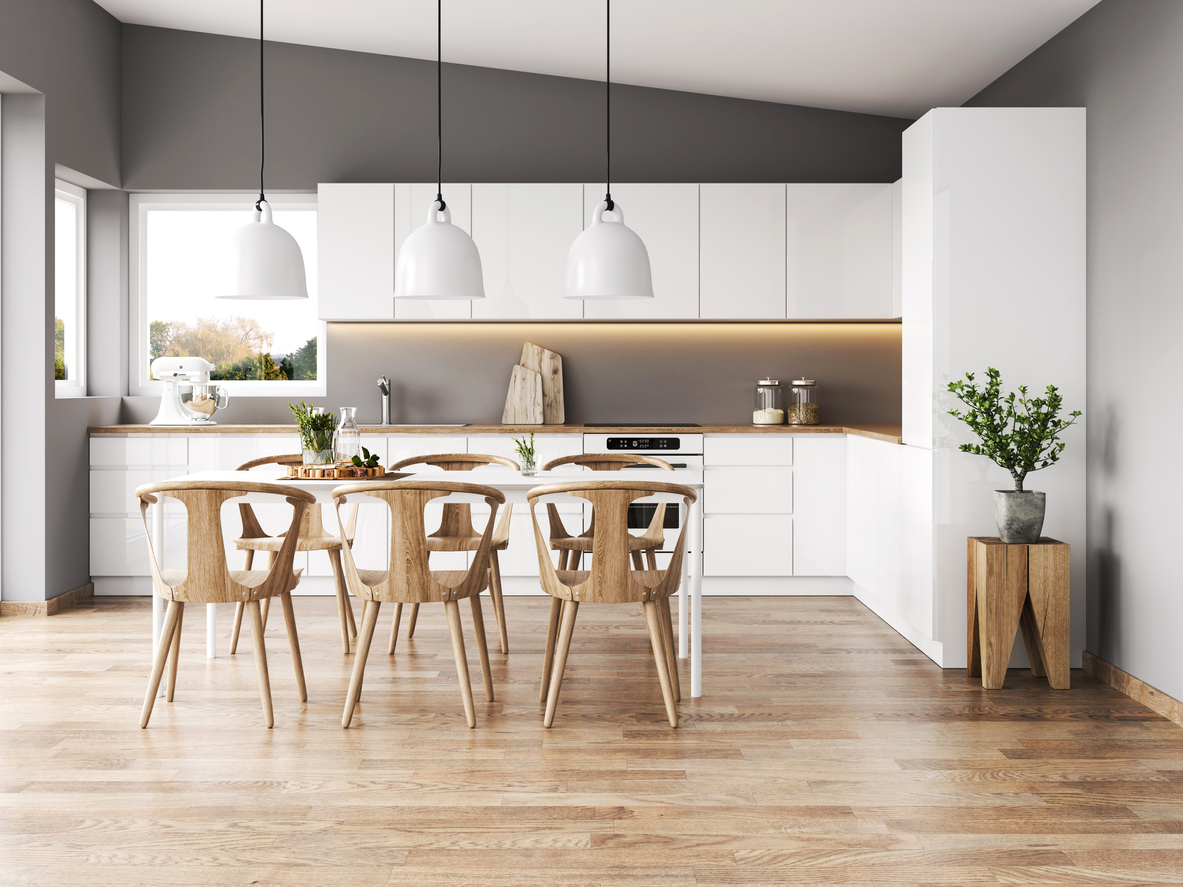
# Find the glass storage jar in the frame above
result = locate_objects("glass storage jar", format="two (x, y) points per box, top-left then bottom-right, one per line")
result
(787, 378), (820, 425)
(335, 406), (361, 463)
(753, 378), (785, 425)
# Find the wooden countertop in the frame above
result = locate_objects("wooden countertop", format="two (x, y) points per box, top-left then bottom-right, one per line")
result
(89, 423), (903, 443)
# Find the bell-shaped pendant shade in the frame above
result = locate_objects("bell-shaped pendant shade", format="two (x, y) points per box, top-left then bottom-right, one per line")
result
(219, 200), (308, 300)
(564, 200), (654, 299)
(394, 200), (486, 300)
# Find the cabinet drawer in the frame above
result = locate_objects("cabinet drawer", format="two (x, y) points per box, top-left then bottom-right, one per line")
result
(703, 515), (793, 576)
(91, 469), (185, 516)
(704, 468), (792, 514)
(705, 436), (792, 466)
(90, 516), (187, 576)
(90, 436), (187, 467)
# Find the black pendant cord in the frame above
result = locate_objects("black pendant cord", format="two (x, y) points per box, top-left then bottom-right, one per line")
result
(604, 0), (613, 212)
(436, 0), (446, 212)
(256, 0), (265, 211)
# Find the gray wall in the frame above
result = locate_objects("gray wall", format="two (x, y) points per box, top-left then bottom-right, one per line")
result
(122, 322), (903, 427)
(967, 0), (1183, 700)
(121, 25), (909, 189)
(1, 0), (122, 602)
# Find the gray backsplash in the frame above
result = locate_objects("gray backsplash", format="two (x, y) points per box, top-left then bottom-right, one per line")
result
(121, 322), (901, 426)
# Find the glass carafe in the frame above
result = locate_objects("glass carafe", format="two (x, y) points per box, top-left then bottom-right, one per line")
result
(335, 407), (361, 463)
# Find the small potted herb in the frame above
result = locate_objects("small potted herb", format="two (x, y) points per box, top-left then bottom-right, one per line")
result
(289, 400), (336, 465)
(512, 432), (539, 476)
(947, 367), (1080, 543)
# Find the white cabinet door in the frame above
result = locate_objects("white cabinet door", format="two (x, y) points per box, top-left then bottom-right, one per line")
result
(792, 436), (847, 576)
(394, 183), (473, 319)
(317, 183), (395, 320)
(704, 435), (792, 467)
(471, 184), (583, 320)
(845, 435), (877, 591)
(704, 514), (793, 576)
(700, 184), (786, 319)
(187, 434), (301, 472)
(581, 183), (700, 319)
(703, 468), (792, 515)
(785, 184), (894, 319)
(386, 434), (468, 467)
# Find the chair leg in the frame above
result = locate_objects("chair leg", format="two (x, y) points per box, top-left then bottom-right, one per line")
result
(557, 549), (570, 571)
(631, 551), (644, 570)
(469, 594), (494, 702)
(645, 549), (658, 570)
(643, 601), (678, 728)
(140, 599), (181, 728)
(328, 548), (352, 654)
(387, 603), (403, 655)
(229, 602), (244, 654)
(543, 600), (579, 728)
(659, 595), (681, 703)
(245, 600), (274, 729)
(166, 601), (185, 702)
(260, 597), (271, 635)
(278, 591), (308, 703)
(488, 549), (509, 654)
(444, 600), (477, 729)
(569, 551), (581, 570)
(406, 603), (420, 638)
(343, 600), (381, 728)
(540, 596), (562, 704)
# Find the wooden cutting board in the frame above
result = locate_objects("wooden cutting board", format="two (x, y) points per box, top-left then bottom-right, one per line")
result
(519, 342), (565, 424)
(501, 365), (544, 424)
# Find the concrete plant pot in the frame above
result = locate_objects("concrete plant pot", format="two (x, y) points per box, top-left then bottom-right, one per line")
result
(993, 490), (1046, 543)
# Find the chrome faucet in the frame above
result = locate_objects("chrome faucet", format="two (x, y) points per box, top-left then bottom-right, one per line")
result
(377, 375), (390, 425)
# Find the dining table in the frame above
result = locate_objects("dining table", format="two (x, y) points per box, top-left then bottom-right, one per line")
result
(147, 468), (707, 698)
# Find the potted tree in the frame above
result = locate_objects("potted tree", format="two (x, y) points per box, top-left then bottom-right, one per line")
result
(947, 367), (1081, 544)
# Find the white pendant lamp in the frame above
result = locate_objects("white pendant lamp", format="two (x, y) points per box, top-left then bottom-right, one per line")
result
(565, 0), (653, 300)
(220, 0), (308, 301)
(394, 0), (485, 301)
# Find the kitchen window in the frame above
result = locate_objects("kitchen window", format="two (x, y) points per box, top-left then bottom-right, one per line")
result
(55, 180), (86, 396)
(129, 193), (324, 397)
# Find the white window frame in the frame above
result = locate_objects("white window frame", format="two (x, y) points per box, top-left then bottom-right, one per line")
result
(55, 180), (87, 397)
(128, 192), (325, 398)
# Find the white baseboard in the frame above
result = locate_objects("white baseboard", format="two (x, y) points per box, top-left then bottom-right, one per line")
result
(851, 581), (944, 665)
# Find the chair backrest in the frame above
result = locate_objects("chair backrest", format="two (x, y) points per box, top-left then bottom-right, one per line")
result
(389, 453), (518, 539)
(528, 481), (697, 604)
(136, 480), (315, 604)
(333, 480), (506, 604)
(235, 453), (353, 541)
(540, 454), (674, 540)
(542, 453), (674, 472)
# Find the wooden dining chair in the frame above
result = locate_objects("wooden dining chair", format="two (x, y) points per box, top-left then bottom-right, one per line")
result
(136, 480), (315, 729)
(540, 454), (674, 571)
(228, 454), (360, 655)
(527, 480), (696, 728)
(387, 454), (517, 654)
(333, 480), (506, 729)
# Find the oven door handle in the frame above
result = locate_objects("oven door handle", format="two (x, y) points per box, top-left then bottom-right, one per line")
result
(622, 462), (689, 469)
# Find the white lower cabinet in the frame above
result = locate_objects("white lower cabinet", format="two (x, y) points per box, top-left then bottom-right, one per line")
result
(793, 436), (847, 576)
(704, 514), (793, 576)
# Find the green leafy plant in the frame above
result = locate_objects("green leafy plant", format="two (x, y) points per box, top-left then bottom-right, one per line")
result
(946, 367), (1081, 492)
(511, 432), (537, 467)
(351, 446), (381, 469)
(288, 400), (335, 454)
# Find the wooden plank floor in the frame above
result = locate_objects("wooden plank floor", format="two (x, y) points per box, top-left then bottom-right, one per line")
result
(3, 595), (1183, 886)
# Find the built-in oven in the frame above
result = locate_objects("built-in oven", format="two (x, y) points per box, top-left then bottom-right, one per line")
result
(581, 434), (703, 556)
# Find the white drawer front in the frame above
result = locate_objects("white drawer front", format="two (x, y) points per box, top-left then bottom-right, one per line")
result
(90, 436), (188, 467)
(90, 516), (187, 576)
(704, 468), (792, 514)
(91, 469), (186, 516)
(466, 434), (582, 469)
(386, 435), (468, 468)
(188, 434), (301, 472)
(705, 435), (793, 466)
(703, 515), (793, 576)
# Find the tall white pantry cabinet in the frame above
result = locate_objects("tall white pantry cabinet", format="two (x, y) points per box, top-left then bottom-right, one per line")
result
(847, 107), (1085, 669)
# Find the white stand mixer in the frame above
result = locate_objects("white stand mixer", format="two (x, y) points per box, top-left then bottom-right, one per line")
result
(149, 357), (230, 426)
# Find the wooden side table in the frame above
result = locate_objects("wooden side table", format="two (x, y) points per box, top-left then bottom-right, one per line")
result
(967, 537), (1070, 690)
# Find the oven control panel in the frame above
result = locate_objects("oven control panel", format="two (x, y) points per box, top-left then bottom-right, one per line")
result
(607, 437), (680, 450)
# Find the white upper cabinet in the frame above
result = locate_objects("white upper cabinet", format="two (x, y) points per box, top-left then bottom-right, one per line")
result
(699, 184), (787, 319)
(581, 183), (700, 320)
(471, 184), (583, 320)
(394, 183), (473, 320)
(785, 183), (895, 318)
(317, 183), (395, 321)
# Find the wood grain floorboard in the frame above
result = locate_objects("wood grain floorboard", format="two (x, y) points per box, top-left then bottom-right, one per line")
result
(3, 595), (1183, 886)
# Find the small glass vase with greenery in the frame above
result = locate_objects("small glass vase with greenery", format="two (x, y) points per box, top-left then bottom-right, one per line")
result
(512, 432), (539, 476)
(946, 367), (1080, 543)
(289, 400), (336, 465)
